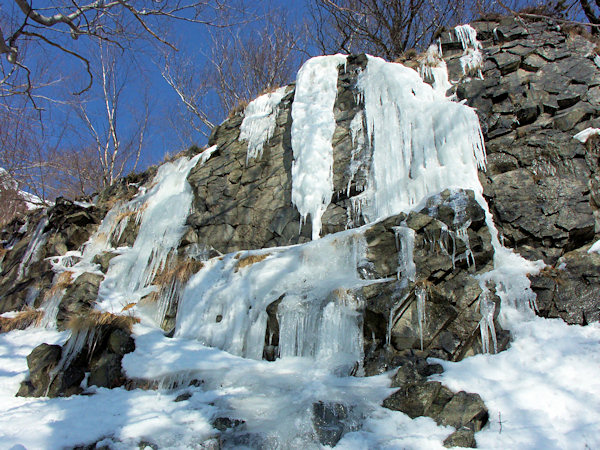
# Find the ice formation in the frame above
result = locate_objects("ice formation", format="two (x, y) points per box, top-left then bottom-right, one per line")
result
(574, 127), (600, 143)
(589, 239), (600, 254)
(455, 24), (484, 79)
(419, 44), (452, 97)
(393, 225), (417, 283)
(239, 87), (287, 162)
(98, 153), (202, 313)
(415, 285), (427, 351)
(291, 54), (347, 240)
(477, 286), (498, 353)
(176, 229), (370, 370)
(16, 216), (49, 280)
(354, 55), (486, 223)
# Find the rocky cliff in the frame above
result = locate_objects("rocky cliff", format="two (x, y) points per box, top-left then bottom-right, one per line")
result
(0, 15), (599, 449)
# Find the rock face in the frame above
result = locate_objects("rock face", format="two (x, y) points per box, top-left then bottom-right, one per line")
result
(443, 18), (600, 265)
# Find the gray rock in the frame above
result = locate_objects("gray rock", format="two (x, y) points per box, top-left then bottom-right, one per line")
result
(532, 246), (600, 324)
(89, 352), (124, 388)
(491, 52), (521, 75)
(17, 343), (84, 398)
(444, 429), (477, 448)
(312, 401), (349, 447)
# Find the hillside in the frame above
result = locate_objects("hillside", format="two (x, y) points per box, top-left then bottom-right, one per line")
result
(0, 16), (599, 449)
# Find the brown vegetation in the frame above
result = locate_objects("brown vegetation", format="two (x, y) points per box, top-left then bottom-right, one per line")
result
(66, 311), (140, 333)
(44, 271), (73, 300)
(235, 253), (270, 271)
(0, 309), (44, 333)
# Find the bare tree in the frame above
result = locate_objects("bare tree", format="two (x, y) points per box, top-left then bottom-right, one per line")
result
(73, 40), (149, 189)
(308, 0), (468, 60)
(0, 0), (245, 106)
(160, 10), (303, 146)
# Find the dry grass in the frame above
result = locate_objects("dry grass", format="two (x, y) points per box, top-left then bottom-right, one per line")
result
(0, 309), (44, 333)
(66, 311), (140, 333)
(44, 271), (73, 300)
(144, 257), (205, 305)
(153, 258), (204, 287)
(235, 253), (270, 272)
(121, 302), (137, 312)
(227, 99), (249, 119)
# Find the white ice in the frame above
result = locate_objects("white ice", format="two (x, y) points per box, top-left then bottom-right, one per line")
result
(240, 87), (287, 162)
(291, 54), (347, 240)
(97, 153), (202, 314)
(16, 216), (49, 280)
(455, 24), (484, 79)
(354, 55), (486, 223)
(419, 44), (453, 97)
(176, 229), (369, 368)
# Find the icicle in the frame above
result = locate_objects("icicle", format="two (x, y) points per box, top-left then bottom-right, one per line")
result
(47, 326), (98, 395)
(392, 225), (416, 283)
(291, 55), (347, 240)
(347, 111), (368, 197)
(455, 24), (481, 51)
(455, 221), (475, 269)
(455, 24), (484, 79)
(240, 87), (287, 162)
(415, 285), (427, 351)
(176, 229), (369, 370)
(16, 216), (49, 280)
(478, 287), (497, 354)
(39, 289), (65, 328)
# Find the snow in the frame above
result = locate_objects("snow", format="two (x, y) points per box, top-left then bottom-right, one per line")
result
(291, 54), (347, 240)
(589, 239), (600, 254)
(240, 87), (287, 162)
(433, 318), (600, 449)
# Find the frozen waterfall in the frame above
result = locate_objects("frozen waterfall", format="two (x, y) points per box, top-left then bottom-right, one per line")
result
(291, 54), (347, 240)
(175, 229), (370, 370)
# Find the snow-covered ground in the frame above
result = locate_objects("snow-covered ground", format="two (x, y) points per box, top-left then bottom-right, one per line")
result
(1, 314), (599, 449)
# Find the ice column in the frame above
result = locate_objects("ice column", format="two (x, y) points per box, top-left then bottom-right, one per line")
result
(291, 54), (347, 240)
